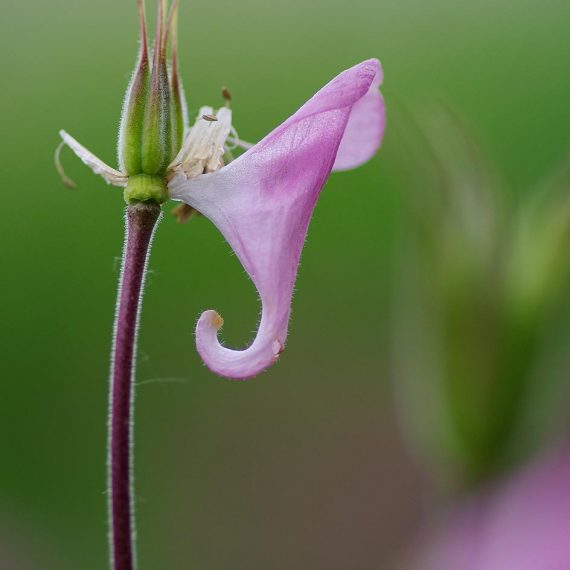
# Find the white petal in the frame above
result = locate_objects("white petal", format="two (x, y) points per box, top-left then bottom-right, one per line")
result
(168, 107), (232, 177)
(59, 130), (128, 187)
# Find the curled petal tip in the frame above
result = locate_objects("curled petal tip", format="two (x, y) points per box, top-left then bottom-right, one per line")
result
(194, 308), (285, 380)
(202, 309), (224, 330)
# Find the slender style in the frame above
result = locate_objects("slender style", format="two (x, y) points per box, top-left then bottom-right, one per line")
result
(109, 202), (161, 570)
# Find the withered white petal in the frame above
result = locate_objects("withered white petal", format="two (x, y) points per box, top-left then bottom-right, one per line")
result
(59, 130), (128, 187)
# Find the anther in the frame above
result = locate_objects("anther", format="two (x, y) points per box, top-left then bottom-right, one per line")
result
(221, 86), (232, 108)
(202, 114), (218, 122)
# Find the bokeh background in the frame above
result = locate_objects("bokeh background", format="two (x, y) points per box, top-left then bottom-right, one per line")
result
(2, 0), (570, 568)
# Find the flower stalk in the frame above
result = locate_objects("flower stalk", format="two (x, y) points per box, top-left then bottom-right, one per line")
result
(109, 202), (161, 570)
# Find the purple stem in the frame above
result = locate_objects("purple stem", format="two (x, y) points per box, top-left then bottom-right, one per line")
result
(109, 202), (161, 570)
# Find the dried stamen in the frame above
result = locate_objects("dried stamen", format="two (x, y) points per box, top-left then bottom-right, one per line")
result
(171, 203), (197, 224)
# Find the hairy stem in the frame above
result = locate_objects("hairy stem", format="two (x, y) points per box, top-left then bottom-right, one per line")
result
(109, 202), (161, 570)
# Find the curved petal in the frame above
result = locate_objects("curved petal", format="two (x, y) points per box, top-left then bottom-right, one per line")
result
(169, 59), (383, 379)
(59, 130), (128, 187)
(332, 70), (385, 171)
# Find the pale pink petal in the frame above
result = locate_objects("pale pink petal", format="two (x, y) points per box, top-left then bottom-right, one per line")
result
(332, 69), (385, 171)
(59, 130), (128, 187)
(169, 59), (383, 379)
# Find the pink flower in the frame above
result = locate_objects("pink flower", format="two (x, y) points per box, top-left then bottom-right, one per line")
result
(169, 60), (384, 379)
(422, 447), (570, 570)
(57, 0), (384, 379)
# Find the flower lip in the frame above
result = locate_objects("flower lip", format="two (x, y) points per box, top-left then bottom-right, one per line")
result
(169, 58), (384, 379)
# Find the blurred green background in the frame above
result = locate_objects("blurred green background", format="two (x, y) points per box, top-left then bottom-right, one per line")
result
(1, 0), (570, 568)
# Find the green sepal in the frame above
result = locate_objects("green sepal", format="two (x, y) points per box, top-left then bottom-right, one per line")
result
(119, 53), (150, 175)
(141, 58), (173, 175)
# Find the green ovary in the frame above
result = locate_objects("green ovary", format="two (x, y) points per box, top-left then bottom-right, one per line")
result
(124, 174), (169, 204)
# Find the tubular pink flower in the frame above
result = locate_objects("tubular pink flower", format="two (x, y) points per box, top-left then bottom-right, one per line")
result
(168, 59), (384, 379)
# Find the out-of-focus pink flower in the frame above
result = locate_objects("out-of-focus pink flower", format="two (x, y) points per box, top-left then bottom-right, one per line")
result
(421, 447), (570, 570)
(170, 59), (384, 379)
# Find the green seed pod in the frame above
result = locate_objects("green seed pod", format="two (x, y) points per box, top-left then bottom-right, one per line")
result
(119, 0), (178, 179)
(118, 0), (150, 175)
(140, 1), (174, 176)
(59, 0), (189, 205)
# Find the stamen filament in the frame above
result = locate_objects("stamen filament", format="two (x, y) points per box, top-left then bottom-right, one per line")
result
(54, 141), (77, 189)
(226, 126), (254, 151)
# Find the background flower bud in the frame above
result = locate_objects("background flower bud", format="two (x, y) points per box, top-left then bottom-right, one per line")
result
(391, 106), (570, 489)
